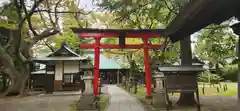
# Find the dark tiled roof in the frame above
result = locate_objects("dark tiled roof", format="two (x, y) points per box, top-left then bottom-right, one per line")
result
(47, 42), (79, 57)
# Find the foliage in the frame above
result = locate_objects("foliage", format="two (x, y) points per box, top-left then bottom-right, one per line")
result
(198, 71), (223, 84)
(99, 95), (110, 111)
(94, 0), (182, 28)
(232, 58), (240, 64)
(221, 64), (238, 82)
(0, 0), (90, 96)
(195, 25), (238, 68)
(93, 1), (181, 71)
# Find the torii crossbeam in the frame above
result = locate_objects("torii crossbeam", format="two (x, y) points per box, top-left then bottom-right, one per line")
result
(71, 28), (165, 98)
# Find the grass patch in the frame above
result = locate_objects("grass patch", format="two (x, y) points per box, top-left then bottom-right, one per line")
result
(121, 82), (237, 111)
(70, 104), (77, 111)
(70, 95), (110, 111)
(100, 94), (110, 111)
(135, 82), (237, 97)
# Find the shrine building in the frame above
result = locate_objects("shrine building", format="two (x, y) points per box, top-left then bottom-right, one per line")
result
(31, 43), (93, 93)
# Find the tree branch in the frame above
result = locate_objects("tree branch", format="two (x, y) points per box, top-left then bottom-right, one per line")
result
(14, 0), (44, 63)
(0, 3), (13, 15)
(21, 0), (38, 36)
(54, 0), (63, 25)
(43, 40), (55, 52)
(163, 0), (178, 15)
(3, 33), (13, 50)
(74, 14), (83, 28)
(18, 0), (44, 29)
(30, 28), (59, 46)
(45, 0), (56, 26)
(0, 45), (16, 71)
(34, 10), (90, 14)
(37, 7), (48, 28)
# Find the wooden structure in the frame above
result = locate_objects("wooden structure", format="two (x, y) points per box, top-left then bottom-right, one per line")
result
(87, 52), (130, 84)
(164, 0), (240, 42)
(71, 28), (165, 97)
(163, 0), (240, 102)
(31, 43), (93, 93)
(99, 69), (128, 84)
(158, 66), (205, 110)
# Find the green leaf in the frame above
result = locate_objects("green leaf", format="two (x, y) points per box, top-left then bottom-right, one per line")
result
(232, 58), (240, 65)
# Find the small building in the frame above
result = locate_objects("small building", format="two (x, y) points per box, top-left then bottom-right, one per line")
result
(31, 43), (93, 93)
(87, 52), (129, 84)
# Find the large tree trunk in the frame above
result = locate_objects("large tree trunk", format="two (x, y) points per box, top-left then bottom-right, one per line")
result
(0, 33), (30, 97)
(177, 36), (197, 106)
(2, 67), (29, 96)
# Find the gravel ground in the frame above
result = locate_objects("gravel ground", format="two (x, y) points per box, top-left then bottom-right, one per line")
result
(166, 96), (237, 111)
(0, 94), (80, 111)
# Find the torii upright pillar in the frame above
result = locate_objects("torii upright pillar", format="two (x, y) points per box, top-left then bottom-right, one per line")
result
(93, 37), (100, 96)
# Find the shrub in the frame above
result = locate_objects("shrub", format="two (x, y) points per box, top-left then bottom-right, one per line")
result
(198, 71), (223, 84)
(222, 65), (238, 82)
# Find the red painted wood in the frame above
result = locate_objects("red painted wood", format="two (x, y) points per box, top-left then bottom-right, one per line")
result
(143, 37), (152, 97)
(93, 37), (100, 96)
(76, 31), (165, 97)
(79, 32), (161, 38)
(80, 44), (163, 49)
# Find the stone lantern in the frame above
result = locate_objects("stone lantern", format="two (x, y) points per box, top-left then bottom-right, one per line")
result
(192, 56), (205, 68)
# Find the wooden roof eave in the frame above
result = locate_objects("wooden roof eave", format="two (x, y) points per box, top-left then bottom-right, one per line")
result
(164, 0), (239, 42)
(47, 43), (79, 57)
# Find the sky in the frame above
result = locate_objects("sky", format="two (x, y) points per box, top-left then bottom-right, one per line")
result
(0, 0), (9, 6)
(78, 0), (96, 10)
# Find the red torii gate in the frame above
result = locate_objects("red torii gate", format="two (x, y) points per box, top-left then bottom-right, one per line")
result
(71, 28), (165, 98)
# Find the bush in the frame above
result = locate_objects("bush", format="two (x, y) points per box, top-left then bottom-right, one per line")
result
(222, 65), (238, 82)
(198, 71), (223, 84)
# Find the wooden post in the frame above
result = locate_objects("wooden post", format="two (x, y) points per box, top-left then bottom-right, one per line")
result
(45, 64), (55, 94)
(117, 69), (120, 84)
(238, 36), (240, 103)
(143, 37), (152, 98)
(177, 36), (198, 106)
(93, 37), (100, 97)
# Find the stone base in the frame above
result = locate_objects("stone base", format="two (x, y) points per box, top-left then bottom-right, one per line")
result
(152, 92), (170, 109)
(77, 93), (98, 111)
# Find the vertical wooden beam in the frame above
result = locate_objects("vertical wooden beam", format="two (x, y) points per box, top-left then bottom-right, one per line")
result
(117, 69), (120, 84)
(93, 37), (100, 96)
(62, 61), (64, 83)
(143, 37), (152, 98)
(45, 64), (55, 94)
(177, 36), (198, 106)
(180, 36), (192, 65)
(237, 37), (240, 102)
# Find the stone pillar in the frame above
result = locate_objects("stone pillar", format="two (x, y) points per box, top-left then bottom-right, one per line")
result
(77, 75), (98, 111)
(82, 76), (94, 94)
(152, 72), (168, 109)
